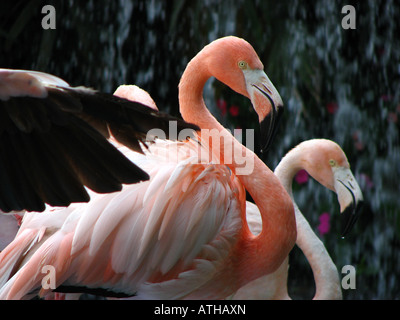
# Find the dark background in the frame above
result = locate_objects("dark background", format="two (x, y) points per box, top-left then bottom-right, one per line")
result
(1, 0), (399, 299)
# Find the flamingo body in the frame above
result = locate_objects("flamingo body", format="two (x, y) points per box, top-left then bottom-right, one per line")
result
(0, 36), (296, 300)
(0, 140), (244, 299)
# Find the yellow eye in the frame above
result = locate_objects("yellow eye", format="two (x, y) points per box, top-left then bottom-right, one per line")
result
(238, 61), (247, 69)
(329, 159), (337, 167)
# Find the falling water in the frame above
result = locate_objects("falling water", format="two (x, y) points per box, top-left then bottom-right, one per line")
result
(0, 0), (399, 299)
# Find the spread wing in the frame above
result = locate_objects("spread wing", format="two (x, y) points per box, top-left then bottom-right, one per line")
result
(0, 69), (199, 212)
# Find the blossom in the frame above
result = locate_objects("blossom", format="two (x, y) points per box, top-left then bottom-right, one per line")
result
(295, 169), (309, 184)
(352, 131), (364, 151)
(326, 102), (339, 114)
(360, 173), (374, 190)
(317, 212), (331, 236)
(380, 94), (392, 102)
(229, 105), (240, 117)
(216, 98), (227, 116)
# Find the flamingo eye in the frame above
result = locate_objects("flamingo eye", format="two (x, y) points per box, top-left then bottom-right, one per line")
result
(238, 61), (247, 69)
(329, 159), (337, 167)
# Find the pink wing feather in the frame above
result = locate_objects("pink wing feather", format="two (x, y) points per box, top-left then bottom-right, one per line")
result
(0, 140), (244, 299)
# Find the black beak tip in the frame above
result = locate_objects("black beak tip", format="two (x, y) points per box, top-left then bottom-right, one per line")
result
(259, 106), (284, 155)
(252, 83), (284, 155)
(340, 199), (364, 238)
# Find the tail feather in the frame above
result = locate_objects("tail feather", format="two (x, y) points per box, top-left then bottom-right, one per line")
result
(1, 231), (73, 299)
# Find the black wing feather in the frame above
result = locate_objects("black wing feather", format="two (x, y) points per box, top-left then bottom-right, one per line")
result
(0, 78), (199, 212)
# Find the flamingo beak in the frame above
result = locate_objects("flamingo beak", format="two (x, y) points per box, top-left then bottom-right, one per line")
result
(244, 69), (284, 154)
(333, 167), (364, 238)
(340, 193), (364, 238)
(253, 83), (284, 154)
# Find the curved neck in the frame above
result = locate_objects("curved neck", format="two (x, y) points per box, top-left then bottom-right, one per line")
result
(179, 55), (296, 288)
(274, 147), (302, 198)
(274, 149), (342, 300)
(295, 210), (342, 299)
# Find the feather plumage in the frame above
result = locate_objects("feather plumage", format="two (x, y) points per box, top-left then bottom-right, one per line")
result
(0, 69), (199, 212)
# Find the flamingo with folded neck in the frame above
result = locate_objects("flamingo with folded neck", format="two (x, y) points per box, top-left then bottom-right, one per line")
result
(231, 139), (364, 300)
(0, 36), (295, 300)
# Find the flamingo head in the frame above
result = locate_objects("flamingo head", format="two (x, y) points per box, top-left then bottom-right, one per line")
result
(202, 36), (284, 153)
(300, 139), (364, 237)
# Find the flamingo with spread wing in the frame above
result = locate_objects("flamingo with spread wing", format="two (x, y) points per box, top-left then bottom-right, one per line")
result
(0, 36), (296, 300)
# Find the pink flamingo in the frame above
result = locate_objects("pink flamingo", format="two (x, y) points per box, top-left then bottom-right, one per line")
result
(0, 36), (296, 300)
(231, 139), (363, 300)
(0, 69), (198, 213)
(113, 85), (362, 300)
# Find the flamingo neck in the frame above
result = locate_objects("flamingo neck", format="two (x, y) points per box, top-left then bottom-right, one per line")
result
(295, 211), (342, 299)
(178, 54), (296, 289)
(179, 54), (221, 131)
(274, 148), (342, 300)
(274, 148), (303, 198)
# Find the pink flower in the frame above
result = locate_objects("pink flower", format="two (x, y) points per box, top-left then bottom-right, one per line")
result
(217, 99), (227, 116)
(326, 102), (339, 114)
(295, 169), (309, 184)
(380, 95), (392, 102)
(229, 105), (240, 117)
(352, 131), (364, 151)
(360, 173), (374, 190)
(354, 141), (364, 151)
(317, 212), (331, 236)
